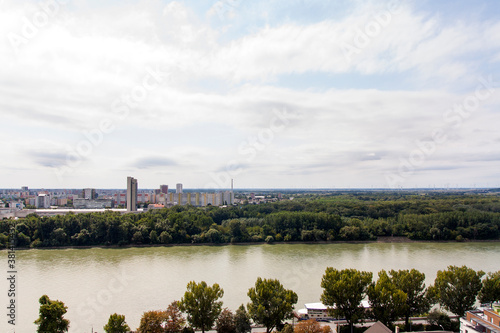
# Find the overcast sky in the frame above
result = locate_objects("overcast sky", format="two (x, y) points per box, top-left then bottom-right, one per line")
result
(1, 0), (500, 190)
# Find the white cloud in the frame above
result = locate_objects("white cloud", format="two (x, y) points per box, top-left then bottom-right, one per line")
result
(0, 0), (499, 188)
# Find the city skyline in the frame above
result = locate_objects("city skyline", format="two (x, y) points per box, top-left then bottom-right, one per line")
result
(1, 0), (500, 189)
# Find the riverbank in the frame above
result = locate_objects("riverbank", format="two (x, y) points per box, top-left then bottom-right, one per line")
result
(5, 236), (499, 251)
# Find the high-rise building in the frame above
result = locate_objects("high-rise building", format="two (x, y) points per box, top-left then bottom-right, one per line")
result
(176, 183), (183, 194)
(36, 194), (51, 209)
(127, 176), (138, 212)
(21, 186), (28, 191)
(82, 188), (97, 200)
(160, 185), (168, 194)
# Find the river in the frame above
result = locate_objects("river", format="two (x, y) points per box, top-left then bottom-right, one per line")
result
(4, 241), (499, 332)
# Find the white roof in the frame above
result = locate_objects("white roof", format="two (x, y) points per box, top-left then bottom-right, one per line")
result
(305, 303), (330, 310)
(305, 301), (370, 310)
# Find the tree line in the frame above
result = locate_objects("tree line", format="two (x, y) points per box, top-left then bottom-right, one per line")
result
(2, 192), (499, 248)
(35, 265), (500, 333)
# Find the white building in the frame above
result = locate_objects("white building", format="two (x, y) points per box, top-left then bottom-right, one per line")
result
(36, 194), (51, 209)
(460, 304), (500, 333)
(176, 183), (183, 194)
(298, 301), (371, 321)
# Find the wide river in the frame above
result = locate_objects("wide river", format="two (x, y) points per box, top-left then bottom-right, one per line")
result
(3, 241), (499, 332)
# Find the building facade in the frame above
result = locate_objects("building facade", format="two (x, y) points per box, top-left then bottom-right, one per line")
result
(461, 305), (500, 333)
(36, 194), (51, 208)
(82, 188), (97, 200)
(126, 176), (138, 212)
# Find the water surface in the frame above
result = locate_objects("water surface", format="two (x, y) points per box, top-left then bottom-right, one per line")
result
(5, 242), (499, 332)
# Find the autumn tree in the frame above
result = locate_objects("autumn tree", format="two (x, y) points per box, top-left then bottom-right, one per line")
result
(367, 270), (407, 327)
(389, 269), (431, 329)
(104, 313), (130, 333)
(479, 271), (500, 304)
(179, 281), (224, 333)
(137, 310), (168, 333)
(216, 308), (236, 333)
(321, 268), (372, 333)
(247, 277), (298, 333)
(165, 301), (186, 333)
(295, 319), (332, 333)
(428, 265), (485, 317)
(234, 304), (252, 333)
(34, 295), (70, 333)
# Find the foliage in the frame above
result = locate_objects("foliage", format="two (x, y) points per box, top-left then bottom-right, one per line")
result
(479, 271), (500, 304)
(321, 268), (372, 333)
(178, 281), (224, 333)
(137, 310), (168, 333)
(426, 309), (453, 331)
(2, 192), (499, 248)
(429, 265), (485, 316)
(294, 319), (332, 333)
(216, 308), (236, 333)
(34, 295), (70, 333)
(247, 277), (298, 333)
(104, 313), (130, 333)
(165, 301), (186, 333)
(367, 270), (407, 327)
(234, 304), (252, 333)
(389, 269), (430, 329)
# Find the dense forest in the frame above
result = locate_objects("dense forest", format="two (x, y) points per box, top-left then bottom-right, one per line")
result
(1, 192), (500, 248)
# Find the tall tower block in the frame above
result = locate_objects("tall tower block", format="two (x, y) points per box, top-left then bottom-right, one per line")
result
(127, 176), (138, 212)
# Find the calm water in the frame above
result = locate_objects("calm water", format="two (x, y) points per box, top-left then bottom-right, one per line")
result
(3, 242), (499, 332)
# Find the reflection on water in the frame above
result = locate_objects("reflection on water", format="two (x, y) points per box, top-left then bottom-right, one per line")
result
(6, 242), (499, 332)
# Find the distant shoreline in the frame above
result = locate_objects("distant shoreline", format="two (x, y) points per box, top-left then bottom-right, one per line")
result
(4, 236), (500, 251)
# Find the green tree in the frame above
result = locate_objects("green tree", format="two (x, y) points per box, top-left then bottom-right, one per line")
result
(34, 295), (70, 333)
(321, 268), (373, 333)
(389, 269), (431, 329)
(479, 271), (500, 304)
(150, 230), (159, 244)
(178, 281), (224, 333)
(427, 309), (452, 331)
(104, 313), (130, 333)
(216, 308), (236, 333)
(160, 231), (172, 244)
(234, 304), (252, 333)
(429, 265), (485, 317)
(247, 277), (298, 333)
(367, 270), (407, 327)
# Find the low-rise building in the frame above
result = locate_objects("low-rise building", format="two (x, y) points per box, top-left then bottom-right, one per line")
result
(461, 304), (500, 333)
(298, 301), (371, 321)
(73, 198), (114, 209)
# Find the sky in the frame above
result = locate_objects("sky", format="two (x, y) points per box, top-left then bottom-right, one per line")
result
(1, 0), (500, 190)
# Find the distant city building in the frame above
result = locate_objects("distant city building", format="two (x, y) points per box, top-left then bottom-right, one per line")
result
(127, 177), (138, 212)
(55, 198), (68, 206)
(36, 194), (51, 209)
(9, 200), (24, 210)
(73, 198), (114, 209)
(82, 188), (97, 200)
(160, 185), (168, 194)
(114, 193), (127, 206)
(176, 183), (183, 194)
(21, 186), (28, 191)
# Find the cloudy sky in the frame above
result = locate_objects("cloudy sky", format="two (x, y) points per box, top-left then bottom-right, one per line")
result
(1, 0), (500, 189)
